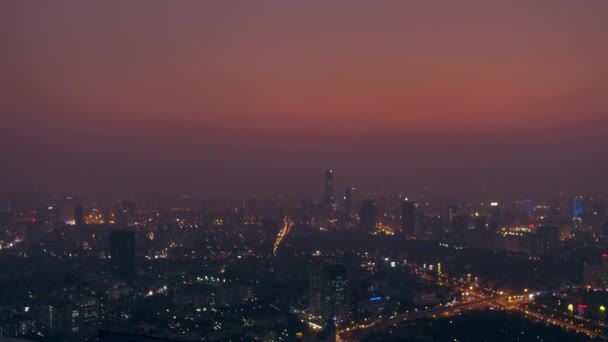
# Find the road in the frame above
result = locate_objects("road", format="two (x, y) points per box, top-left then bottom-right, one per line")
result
(338, 269), (608, 341)
(375, 223), (395, 236)
(273, 216), (293, 255)
(497, 298), (608, 339)
(339, 294), (524, 340)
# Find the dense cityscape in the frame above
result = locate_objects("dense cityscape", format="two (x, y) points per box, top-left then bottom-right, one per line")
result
(1, 169), (607, 341)
(2, 1), (607, 341)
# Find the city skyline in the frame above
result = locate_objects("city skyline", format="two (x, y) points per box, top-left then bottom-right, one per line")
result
(1, 167), (602, 209)
(2, 2), (608, 341)
(1, 162), (606, 341)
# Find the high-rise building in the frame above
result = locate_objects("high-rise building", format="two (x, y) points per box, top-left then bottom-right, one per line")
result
(297, 199), (312, 225)
(74, 296), (100, 335)
(535, 226), (560, 258)
(475, 215), (488, 231)
(35, 206), (62, 231)
(342, 187), (353, 216)
(25, 220), (44, 257)
(39, 301), (79, 335)
(573, 196), (584, 218)
(309, 266), (322, 317)
(448, 206), (458, 225)
(324, 170), (335, 214)
(243, 197), (257, 216)
(341, 187), (360, 220)
(320, 264), (349, 322)
(39, 304), (61, 332)
(39, 297), (99, 336)
(451, 215), (469, 245)
(116, 200), (136, 226)
(401, 200), (416, 236)
(0, 201), (16, 232)
(0, 313), (36, 338)
(489, 202), (502, 231)
(524, 199), (534, 218)
(74, 206), (85, 226)
(222, 207), (243, 227)
(110, 230), (136, 277)
(359, 200), (377, 232)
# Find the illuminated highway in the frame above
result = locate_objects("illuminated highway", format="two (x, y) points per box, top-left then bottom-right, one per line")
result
(273, 216), (293, 255)
(497, 298), (608, 339)
(374, 223), (395, 236)
(337, 267), (608, 341)
(339, 295), (526, 340)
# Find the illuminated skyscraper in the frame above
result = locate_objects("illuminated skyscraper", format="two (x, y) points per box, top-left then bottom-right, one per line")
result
(320, 264), (349, 322)
(75, 296), (100, 335)
(573, 196), (584, 218)
(38, 297), (99, 336)
(309, 266), (322, 317)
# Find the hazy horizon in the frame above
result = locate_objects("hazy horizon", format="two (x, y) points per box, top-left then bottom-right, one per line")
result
(2, 1), (607, 198)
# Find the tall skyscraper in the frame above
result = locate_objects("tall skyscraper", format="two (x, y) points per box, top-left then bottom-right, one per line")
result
(324, 169), (335, 214)
(535, 226), (560, 258)
(309, 266), (322, 317)
(110, 230), (136, 277)
(342, 187), (360, 216)
(297, 199), (312, 225)
(1, 201), (16, 232)
(573, 196), (584, 218)
(117, 200), (136, 226)
(74, 206), (85, 226)
(243, 197), (257, 216)
(341, 187), (360, 217)
(401, 200), (416, 236)
(451, 215), (469, 245)
(448, 206), (458, 225)
(359, 200), (377, 232)
(524, 199), (534, 218)
(35, 206), (62, 230)
(38, 297), (99, 336)
(342, 187), (352, 216)
(222, 207), (243, 227)
(39, 304), (62, 333)
(74, 296), (101, 335)
(489, 202), (502, 231)
(320, 264), (349, 322)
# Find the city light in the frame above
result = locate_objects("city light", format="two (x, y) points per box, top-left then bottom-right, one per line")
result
(0, 2), (604, 338)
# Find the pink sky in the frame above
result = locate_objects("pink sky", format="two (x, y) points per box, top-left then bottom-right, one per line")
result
(1, 1), (607, 197)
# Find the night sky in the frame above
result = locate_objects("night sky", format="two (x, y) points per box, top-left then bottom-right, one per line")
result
(1, 1), (607, 198)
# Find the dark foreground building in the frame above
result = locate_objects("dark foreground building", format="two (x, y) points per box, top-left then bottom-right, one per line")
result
(110, 230), (136, 277)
